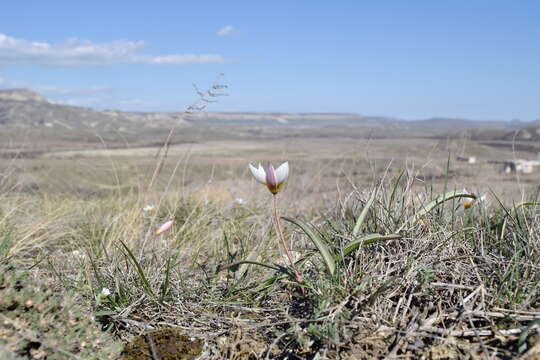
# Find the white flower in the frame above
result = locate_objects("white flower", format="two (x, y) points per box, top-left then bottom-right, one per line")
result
(460, 190), (487, 209)
(466, 194), (487, 209)
(143, 205), (156, 212)
(71, 250), (84, 258)
(234, 198), (246, 205)
(100, 288), (111, 297)
(248, 162), (289, 195)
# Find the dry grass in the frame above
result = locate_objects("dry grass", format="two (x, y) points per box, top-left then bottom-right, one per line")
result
(1, 132), (539, 359)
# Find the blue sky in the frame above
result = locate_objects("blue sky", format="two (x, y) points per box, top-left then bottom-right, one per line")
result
(0, 1), (538, 120)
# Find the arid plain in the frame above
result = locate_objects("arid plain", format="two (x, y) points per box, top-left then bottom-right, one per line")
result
(1, 90), (539, 359)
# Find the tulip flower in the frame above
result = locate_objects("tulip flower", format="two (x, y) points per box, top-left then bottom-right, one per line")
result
(248, 161), (304, 285)
(463, 194), (487, 209)
(463, 199), (475, 209)
(155, 220), (173, 236)
(459, 189), (486, 210)
(249, 162), (289, 195)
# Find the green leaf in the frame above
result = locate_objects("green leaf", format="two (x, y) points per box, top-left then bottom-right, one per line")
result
(518, 318), (540, 354)
(343, 233), (402, 257)
(387, 169), (405, 211)
(256, 254), (315, 292)
(353, 188), (377, 236)
(222, 260), (285, 273)
(364, 276), (399, 305)
(512, 201), (540, 212)
(236, 246), (261, 280)
(118, 240), (155, 297)
(159, 254), (175, 301)
(282, 217), (336, 276)
(409, 190), (476, 227)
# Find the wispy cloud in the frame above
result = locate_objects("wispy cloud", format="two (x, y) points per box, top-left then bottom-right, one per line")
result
(0, 76), (108, 96)
(32, 91), (156, 110)
(216, 25), (236, 37)
(61, 97), (103, 107)
(143, 54), (225, 64)
(35, 85), (112, 96)
(0, 75), (165, 110)
(0, 33), (226, 66)
(62, 96), (158, 110)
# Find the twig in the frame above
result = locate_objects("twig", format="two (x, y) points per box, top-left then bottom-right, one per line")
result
(112, 316), (155, 331)
(457, 310), (539, 322)
(493, 307), (540, 316)
(385, 311), (419, 359)
(146, 331), (161, 360)
(263, 332), (287, 360)
(430, 282), (476, 290)
(381, 324), (539, 338)
(466, 313), (489, 357)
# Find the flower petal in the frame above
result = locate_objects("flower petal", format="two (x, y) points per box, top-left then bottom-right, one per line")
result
(100, 288), (111, 296)
(155, 220), (173, 235)
(275, 162), (289, 183)
(264, 163), (278, 191)
(249, 163), (267, 184)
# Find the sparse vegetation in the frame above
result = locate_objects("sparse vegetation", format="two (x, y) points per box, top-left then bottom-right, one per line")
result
(1, 88), (539, 358)
(0, 149), (538, 358)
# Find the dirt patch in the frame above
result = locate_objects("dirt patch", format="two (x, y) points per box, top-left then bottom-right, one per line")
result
(120, 328), (203, 360)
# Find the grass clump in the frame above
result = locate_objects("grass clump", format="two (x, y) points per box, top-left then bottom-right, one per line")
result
(209, 177), (540, 358)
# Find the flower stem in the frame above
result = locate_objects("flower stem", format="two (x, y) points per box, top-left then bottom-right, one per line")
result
(272, 195), (304, 283)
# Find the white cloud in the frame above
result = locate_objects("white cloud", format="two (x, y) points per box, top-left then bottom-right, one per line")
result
(35, 85), (112, 96)
(216, 25), (236, 37)
(0, 76), (109, 95)
(0, 33), (225, 66)
(145, 54), (225, 64)
(0, 76), (159, 110)
(62, 97), (102, 106)
(57, 95), (155, 110)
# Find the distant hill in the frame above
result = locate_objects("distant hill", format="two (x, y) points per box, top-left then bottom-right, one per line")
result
(0, 89), (187, 131)
(0, 88), (537, 142)
(0, 88), (50, 103)
(184, 112), (392, 127)
(499, 120), (540, 141)
(0, 89), (395, 131)
(409, 117), (515, 131)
